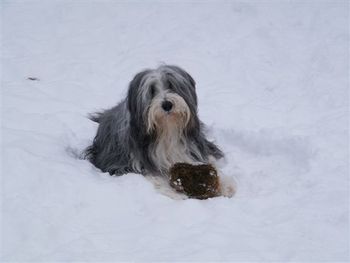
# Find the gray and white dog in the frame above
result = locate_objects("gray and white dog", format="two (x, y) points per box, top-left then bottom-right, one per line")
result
(85, 65), (231, 194)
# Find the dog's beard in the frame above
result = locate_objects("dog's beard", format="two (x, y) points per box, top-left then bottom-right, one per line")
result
(146, 93), (194, 174)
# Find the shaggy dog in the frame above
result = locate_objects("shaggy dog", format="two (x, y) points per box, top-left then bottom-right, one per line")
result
(85, 65), (234, 197)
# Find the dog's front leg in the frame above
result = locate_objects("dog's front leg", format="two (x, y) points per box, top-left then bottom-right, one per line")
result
(108, 166), (135, 176)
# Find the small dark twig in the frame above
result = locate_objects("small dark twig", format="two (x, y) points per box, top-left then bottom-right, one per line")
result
(27, 77), (40, 81)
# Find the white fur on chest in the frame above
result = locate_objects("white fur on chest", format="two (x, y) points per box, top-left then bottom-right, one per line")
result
(151, 125), (194, 174)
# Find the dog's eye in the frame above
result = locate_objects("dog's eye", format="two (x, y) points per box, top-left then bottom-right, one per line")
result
(150, 85), (156, 97)
(167, 80), (174, 91)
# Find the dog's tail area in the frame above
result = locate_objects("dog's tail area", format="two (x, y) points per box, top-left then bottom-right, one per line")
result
(83, 144), (95, 160)
(88, 111), (104, 123)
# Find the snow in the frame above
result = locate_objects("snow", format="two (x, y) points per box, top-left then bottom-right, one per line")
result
(1, 0), (349, 261)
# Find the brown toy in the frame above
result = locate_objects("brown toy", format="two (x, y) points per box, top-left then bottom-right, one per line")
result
(169, 163), (220, 199)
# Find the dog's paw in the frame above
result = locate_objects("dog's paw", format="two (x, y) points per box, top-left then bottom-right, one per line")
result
(218, 175), (236, 198)
(108, 167), (133, 176)
(146, 175), (188, 200)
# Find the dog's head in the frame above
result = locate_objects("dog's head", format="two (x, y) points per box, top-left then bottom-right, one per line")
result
(127, 65), (199, 136)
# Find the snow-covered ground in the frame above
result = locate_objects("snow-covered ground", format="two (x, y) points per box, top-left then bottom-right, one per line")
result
(1, 0), (349, 261)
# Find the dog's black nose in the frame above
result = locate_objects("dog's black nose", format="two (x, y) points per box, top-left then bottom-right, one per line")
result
(162, 100), (173, 112)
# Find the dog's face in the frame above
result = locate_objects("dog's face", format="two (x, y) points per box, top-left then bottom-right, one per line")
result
(127, 65), (198, 136)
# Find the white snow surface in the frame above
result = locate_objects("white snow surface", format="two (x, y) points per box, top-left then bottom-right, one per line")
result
(1, 1), (349, 261)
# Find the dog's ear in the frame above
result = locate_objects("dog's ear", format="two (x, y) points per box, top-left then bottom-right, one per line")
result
(184, 71), (196, 89)
(127, 69), (150, 113)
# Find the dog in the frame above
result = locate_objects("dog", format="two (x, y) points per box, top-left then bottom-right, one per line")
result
(85, 65), (234, 197)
